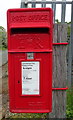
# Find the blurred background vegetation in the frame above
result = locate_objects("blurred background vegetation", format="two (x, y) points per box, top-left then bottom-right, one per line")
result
(0, 26), (7, 50)
(66, 88), (73, 118)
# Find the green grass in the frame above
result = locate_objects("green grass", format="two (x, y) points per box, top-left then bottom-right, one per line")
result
(8, 113), (48, 119)
(66, 88), (73, 118)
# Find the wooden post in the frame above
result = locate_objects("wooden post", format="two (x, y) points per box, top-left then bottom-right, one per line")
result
(49, 23), (68, 118)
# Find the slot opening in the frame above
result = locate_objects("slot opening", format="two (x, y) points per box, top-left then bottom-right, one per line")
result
(11, 28), (49, 34)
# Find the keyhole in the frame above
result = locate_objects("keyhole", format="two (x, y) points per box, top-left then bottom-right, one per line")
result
(18, 80), (20, 83)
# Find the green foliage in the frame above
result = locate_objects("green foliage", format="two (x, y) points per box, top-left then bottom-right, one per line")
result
(8, 113), (48, 119)
(0, 46), (7, 50)
(66, 88), (73, 118)
(0, 26), (7, 49)
(67, 25), (71, 43)
(55, 19), (59, 23)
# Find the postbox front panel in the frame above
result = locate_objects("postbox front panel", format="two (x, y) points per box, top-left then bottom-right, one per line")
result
(7, 8), (53, 113)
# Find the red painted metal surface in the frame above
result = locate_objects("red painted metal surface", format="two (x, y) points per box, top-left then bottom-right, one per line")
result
(7, 8), (53, 113)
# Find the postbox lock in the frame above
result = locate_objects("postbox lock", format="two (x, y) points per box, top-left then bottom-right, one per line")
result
(18, 80), (20, 83)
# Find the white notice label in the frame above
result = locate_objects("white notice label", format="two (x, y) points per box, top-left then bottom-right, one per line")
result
(22, 61), (40, 95)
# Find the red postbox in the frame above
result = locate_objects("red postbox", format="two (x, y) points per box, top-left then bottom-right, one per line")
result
(7, 8), (53, 113)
